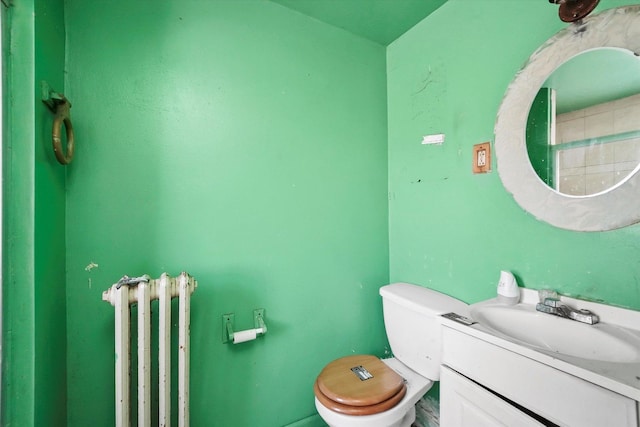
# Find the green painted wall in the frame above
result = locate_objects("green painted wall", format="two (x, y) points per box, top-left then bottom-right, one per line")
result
(387, 0), (640, 309)
(1, 3), (37, 425)
(2, 0), (67, 425)
(33, 0), (68, 424)
(64, 1), (388, 426)
(526, 88), (553, 188)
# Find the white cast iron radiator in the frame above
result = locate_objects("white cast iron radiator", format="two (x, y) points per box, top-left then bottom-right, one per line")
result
(102, 272), (197, 427)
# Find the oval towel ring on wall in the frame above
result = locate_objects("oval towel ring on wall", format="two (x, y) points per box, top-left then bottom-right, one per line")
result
(41, 81), (75, 165)
(51, 98), (74, 165)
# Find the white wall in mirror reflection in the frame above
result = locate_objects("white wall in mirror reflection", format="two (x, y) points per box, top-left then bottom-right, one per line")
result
(556, 93), (640, 195)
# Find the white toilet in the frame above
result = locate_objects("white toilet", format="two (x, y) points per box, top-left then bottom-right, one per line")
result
(314, 282), (469, 427)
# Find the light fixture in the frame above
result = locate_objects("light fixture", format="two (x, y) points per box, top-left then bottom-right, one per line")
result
(549, 0), (600, 22)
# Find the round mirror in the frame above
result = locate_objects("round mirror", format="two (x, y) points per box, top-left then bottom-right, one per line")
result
(495, 5), (640, 231)
(526, 48), (640, 196)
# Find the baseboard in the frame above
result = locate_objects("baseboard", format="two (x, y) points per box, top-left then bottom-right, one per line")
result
(285, 413), (327, 427)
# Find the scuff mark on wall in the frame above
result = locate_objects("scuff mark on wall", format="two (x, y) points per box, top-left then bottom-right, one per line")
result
(85, 261), (99, 289)
(413, 66), (433, 95)
(85, 261), (99, 271)
(410, 63), (446, 122)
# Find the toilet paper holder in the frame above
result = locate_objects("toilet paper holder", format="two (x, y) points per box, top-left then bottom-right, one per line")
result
(222, 308), (267, 344)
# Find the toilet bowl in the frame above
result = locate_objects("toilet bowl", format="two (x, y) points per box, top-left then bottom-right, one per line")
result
(314, 357), (432, 427)
(313, 283), (469, 427)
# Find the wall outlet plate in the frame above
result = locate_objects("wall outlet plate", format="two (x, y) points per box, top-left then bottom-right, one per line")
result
(473, 142), (491, 173)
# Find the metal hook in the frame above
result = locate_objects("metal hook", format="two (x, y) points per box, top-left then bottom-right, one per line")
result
(52, 98), (74, 165)
(42, 81), (75, 165)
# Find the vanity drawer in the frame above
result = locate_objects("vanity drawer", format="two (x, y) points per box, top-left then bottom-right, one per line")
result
(442, 326), (637, 427)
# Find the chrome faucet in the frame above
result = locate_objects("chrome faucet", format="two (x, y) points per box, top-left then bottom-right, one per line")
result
(536, 297), (599, 325)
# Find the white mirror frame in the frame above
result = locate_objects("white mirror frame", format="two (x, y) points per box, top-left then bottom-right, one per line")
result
(495, 5), (640, 231)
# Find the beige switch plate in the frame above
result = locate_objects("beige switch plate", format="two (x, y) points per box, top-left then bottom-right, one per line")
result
(473, 142), (491, 174)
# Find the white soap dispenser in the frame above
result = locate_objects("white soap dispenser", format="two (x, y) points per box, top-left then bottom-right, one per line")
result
(497, 270), (519, 305)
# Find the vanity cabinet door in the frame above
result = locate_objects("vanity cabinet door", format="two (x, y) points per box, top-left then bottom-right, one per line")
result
(440, 366), (546, 427)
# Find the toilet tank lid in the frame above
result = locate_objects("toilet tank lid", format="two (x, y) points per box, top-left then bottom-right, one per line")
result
(380, 282), (469, 317)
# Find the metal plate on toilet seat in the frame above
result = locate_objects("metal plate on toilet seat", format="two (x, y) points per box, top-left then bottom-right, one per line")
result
(351, 365), (374, 381)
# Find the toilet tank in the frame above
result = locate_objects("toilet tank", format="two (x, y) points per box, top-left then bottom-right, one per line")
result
(379, 282), (469, 380)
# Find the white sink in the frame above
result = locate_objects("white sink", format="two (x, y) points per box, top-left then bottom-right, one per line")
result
(470, 302), (640, 363)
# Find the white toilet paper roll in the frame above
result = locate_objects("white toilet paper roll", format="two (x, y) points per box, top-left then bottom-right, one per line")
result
(233, 329), (257, 344)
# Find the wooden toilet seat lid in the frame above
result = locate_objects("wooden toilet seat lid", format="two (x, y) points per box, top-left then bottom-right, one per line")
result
(314, 355), (406, 415)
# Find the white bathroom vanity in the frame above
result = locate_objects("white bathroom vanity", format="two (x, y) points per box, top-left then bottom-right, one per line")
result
(440, 289), (640, 427)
